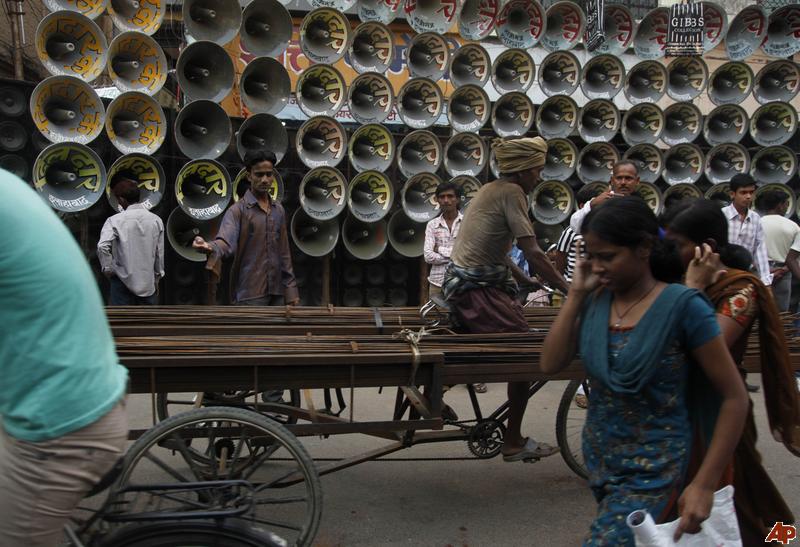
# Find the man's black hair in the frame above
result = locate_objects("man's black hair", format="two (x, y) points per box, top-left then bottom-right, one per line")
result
(729, 173), (757, 192)
(613, 159), (639, 176)
(755, 189), (789, 213)
(575, 184), (598, 207)
(244, 150), (278, 171)
(435, 181), (460, 198)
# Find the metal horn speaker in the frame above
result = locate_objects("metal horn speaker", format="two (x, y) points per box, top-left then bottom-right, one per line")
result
(183, 0), (241, 44)
(444, 132), (487, 178)
(403, 0), (460, 35)
(751, 145), (798, 186)
(538, 50), (581, 97)
(754, 60), (800, 105)
(407, 32), (450, 81)
(35, 10), (107, 82)
(577, 142), (619, 185)
(240, 0), (292, 57)
(622, 103), (664, 146)
(755, 184), (795, 218)
(297, 64), (347, 118)
(31, 75), (105, 145)
(491, 92), (534, 137)
(704, 104), (748, 146)
(541, 1), (585, 52)
(664, 183), (703, 207)
(398, 129), (442, 178)
(623, 144), (663, 184)
(108, 0), (165, 34)
(397, 78), (443, 130)
(174, 100), (231, 160)
(578, 99), (620, 144)
(296, 116), (347, 169)
(458, 0), (499, 41)
(175, 159), (231, 220)
(535, 95), (578, 140)
(401, 172), (441, 223)
(310, 0), (357, 11)
(701, 2), (728, 53)
(581, 54), (625, 100)
(666, 57), (708, 102)
(240, 57), (291, 116)
(530, 179), (574, 225)
(750, 101), (798, 147)
(106, 153), (165, 211)
(388, 210), (426, 258)
(763, 4), (800, 58)
(633, 181), (664, 216)
(349, 123), (395, 173)
(449, 43), (491, 88)
(348, 170), (394, 222)
(291, 209), (341, 257)
(236, 113), (288, 164)
(349, 22), (394, 74)
(709, 62), (754, 105)
(663, 102), (702, 146)
(496, 0), (546, 49)
(633, 7), (668, 60)
(704, 143), (750, 185)
(105, 91), (166, 155)
(357, 0), (401, 25)
(348, 72), (394, 124)
(108, 31), (167, 95)
(705, 183), (731, 208)
(166, 207), (219, 262)
(32, 142), (106, 212)
(300, 8), (351, 64)
(542, 138), (577, 182)
(232, 168), (284, 203)
(490, 48), (535, 94)
(663, 143), (704, 186)
(725, 5), (767, 61)
(299, 166), (348, 220)
(176, 40), (234, 102)
(44, 0), (108, 19)
(451, 175), (482, 209)
(343, 214), (388, 260)
(594, 4), (635, 57)
(447, 84), (490, 133)
(624, 60), (667, 105)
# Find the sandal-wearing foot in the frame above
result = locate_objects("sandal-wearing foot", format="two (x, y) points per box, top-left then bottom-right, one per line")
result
(502, 438), (560, 462)
(574, 394), (588, 409)
(472, 383), (488, 393)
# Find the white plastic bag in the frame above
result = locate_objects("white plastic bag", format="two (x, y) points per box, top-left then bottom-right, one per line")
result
(626, 485), (742, 547)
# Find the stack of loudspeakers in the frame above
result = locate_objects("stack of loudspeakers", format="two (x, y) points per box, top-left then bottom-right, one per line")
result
(26, 0), (800, 305)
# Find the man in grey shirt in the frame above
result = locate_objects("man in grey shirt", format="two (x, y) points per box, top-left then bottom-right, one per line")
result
(97, 175), (165, 305)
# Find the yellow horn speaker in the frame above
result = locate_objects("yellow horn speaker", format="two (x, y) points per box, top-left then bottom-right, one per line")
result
(444, 132), (487, 178)
(291, 209), (341, 257)
(407, 32), (450, 81)
(176, 41), (234, 102)
(105, 91), (166, 155)
(705, 143), (750, 185)
(666, 57), (708, 102)
(166, 207), (219, 262)
(388, 210), (426, 258)
(578, 99), (620, 144)
(175, 159), (232, 220)
(633, 7), (668, 60)
(542, 138), (577, 182)
(538, 50), (581, 97)
(535, 95), (577, 140)
(624, 60), (667, 105)
(398, 129), (442, 178)
(496, 0), (546, 49)
(300, 166), (348, 220)
(726, 5), (767, 61)
(593, 4), (635, 57)
(357, 0), (402, 25)
(35, 10), (107, 82)
(174, 100), (232, 160)
(754, 60), (800, 105)
(240, 57), (291, 116)
(401, 172), (442, 223)
(541, 0), (585, 52)
(531, 180), (574, 225)
(663, 143), (704, 186)
(762, 4), (800, 58)
(182, 0), (241, 45)
(622, 103), (664, 147)
(349, 123), (395, 173)
(397, 77), (443, 130)
(349, 21), (394, 74)
(348, 170), (394, 222)
(403, 0), (460, 35)
(577, 142), (619, 185)
(751, 145), (797, 186)
(236, 113), (289, 164)
(624, 144), (663, 184)
(633, 181), (664, 216)
(490, 48), (534, 94)
(106, 153), (165, 211)
(296, 63), (347, 118)
(491, 91), (534, 137)
(700, 2), (728, 53)
(233, 167), (284, 203)
(296, 116), (347, 169)
(44, 0), (108, 19)
(300, 8), (352, 65)
(448, 84), (490, 133)
(31, 75), (105, 145)
(705, 183), (732, 208)
(32, 142), (106, 212)
(663, 102), (702, 146)
(450, 43), (491, 89)
(343, 214), (388, 260)
(240, 0), (293, 57)
(451, 175), (482, 209)
(704, 104), (748, 146)
(108, 0), (165, 35)
(458, 0), (499, 41)
(108, 31), (167, 95)
(581, 54), (625, 100)
(709, 62), (754, 106)
(348, 72), (394, 124)
(750, 101), (798, 147)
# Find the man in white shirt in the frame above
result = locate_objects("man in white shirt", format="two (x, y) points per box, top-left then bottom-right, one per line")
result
(98, 175), (165, 305)
(758, 190), (800, 311)
(569, 160), (640, 233)
(424, 181), (463, 299)
(722, 174), (772, 286)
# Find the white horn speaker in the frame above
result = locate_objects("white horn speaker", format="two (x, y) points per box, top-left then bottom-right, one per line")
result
(577, 142), (619, 185)
(530, 179), (574, 225)
(578, 99), (620, 144)
(542, 138), (577, 182)
(754, 60), (800, 105)
(666, 57), (708, 102)
(762, 4), (800, 58)
(538, 50), (581, 97)
(751, 145), (798, 186)
(357, 0), (401, 25)
(291, 209), (341, 257)
(491, 92), (534, 137)
(343, 214), (388, 260)
(175, 159), (231, 220)
(105, 91), (166, 155)
(633, 7), (669, 60)
(349, 22), (394, 74)
(624, 60), (667, 105)
(663, 102), (702, 146)
(348, 72), (394, 124)
(35, 10), (107, 82)
(44, 0), (107, 19)
(299, 166), (348, 220)
(750, 101), (798, 147)
(236, 113), (288, 164)
(240, 0), (293, 58)
(406, 32), (450, 81)
(388, 210), (426, 258)
(448, 84), (490, 133)
(174, 100), (231, 160)
(621, 103), (664, 147)
(401, 172), (441, 223)
(451, 175), (482, 208)
(108, 0), (165, 35)
(296, 63), (347, 118)
(348, 170), (394, 222)
(663, 143), (704, 186)
(726, 5), (767, 61)
(403, 0), (461, 35)
(397, 78), (443, 130)
(709, 62), (754, 106)
(491, 48), (535, 94)
(496, 0), (546, 49)
(450, 43), (491, 88)
(458, 0), (499, 41)
(623, 143), (663, 184)
(241, 57), (291, 116)
(701, 2), (728, 53)
(32, 142), (106, 212)
(398, 129), (442, 178)
(106, 153), (165, 211)
(581, 54), (625, 100)
(444, 132), (487, 178)
(594, 4), (635, 57)
(183, 0), (241, 45)
(535, 95), (578, 140)
(166, 207), (219, 262)
(705, 183), (732, 208)
(704, 104), (748, 146)
(108, 32), (167, 95)
(296, 116), (347, 169)
(31, 75), (105, 145)
(176, 41), (234, 102)
(300, 8), (352, 65)
(704, 143), (750, 185)
(349, 123), (395, 173)
(633, 181), (664, 216)
(541, 1), (585, 52)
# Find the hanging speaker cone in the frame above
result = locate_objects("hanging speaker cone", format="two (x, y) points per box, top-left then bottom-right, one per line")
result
(491, 48), (535, 95)
(704, 143), (750, 185)
(751, 145), (798, 186)
(397, 78), (443, 130)
(398, 129), (442, 178)
(403, 0), (460, 35)
(108, 0), (165, 35)
(300, 8), (352, 64)
(663, 143), (704, 186)
(343, 215), (388, 260)
(166, 207), (220, 262)
(108, 32), (167, 95)
(664, 183), (703, 207)
(750, 101), (798, 147)
(578, 99), (620, 144)
(349, 22), (394, 74)
(496, 0), (546, 49)
(577, 142), (619, 185)
(542, 138), (577, 182)
(458, 0), (499, 40)
(0, 122), (27, 152)
(297, 116), (347, 169)
(0, 154), (29, 180)
(0, 85), (26, 118)
(240, 0), (292, 57)
(451, 175), (482, 209)
(31, 75), (105, 145)
(666, 57), (708, 102)
(175, 159), (231, 220)
(348, 72), (394, 124)
(176, 41), (234, 102)
(701, 2), (728, 53)
(240, 57), (291, 116)
(705, 183), (731, 208)
(709, 62), (754, 106)
(580, 54), (625, 100)
(622, 103), (664, 147)
(106, 153), (165, 211)
(35, 11), (107, 82)
(174, 100), (231, 160)
(182, 0), (241, 44)
(762, 4), (800, 58)
(32, 143), (106, 212)
(726, 5), (767, 61)
(754, 60), (800, 105)
(535, 95), (578, 140)
(663, 102), (702, 146)
(299, 167), (348, 220)
(449, 44), (491, 89)
(105, 92), (166, 155)
(448, 85), (490, 133)
(233, 168), (284, 203)
(593, 4), (635, 57)
(704, 104), (748, 146)
(444, 132), (486, 178)
(633, 181), (664, 216)
(538, 50), (581, 98)
(530, 180), (574, 225)
(401, 172), (441, 223)
(236, 113), (288, 164)
(623, 144), (663, 184)
(406, 32), (450, 81)
(291, 209), (341, 258)
(541, 1), (585, 52)
(491, 92), (534, 138)
(357, 0), (402, 25)
(297, 64), (347, 118)
(624, 60), (667, 105)
(633, 7), (669, 60)
(348, 170), (394, 223)
(349, 123), (395, 173)
(756, 184), (796, 218)
(388, 210), (426, 258)
(44, 0), (107, 19)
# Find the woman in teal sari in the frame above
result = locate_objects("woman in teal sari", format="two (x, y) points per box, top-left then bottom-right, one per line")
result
(541, 197), (748, 546)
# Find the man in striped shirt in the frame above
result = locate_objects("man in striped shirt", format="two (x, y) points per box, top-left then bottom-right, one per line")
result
(424, 181), (463, 299)
(554, 185), (597, 283)
(722, 174), (773, 286)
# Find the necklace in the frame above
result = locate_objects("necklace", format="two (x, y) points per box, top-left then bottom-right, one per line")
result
(612, 281), (658, 328)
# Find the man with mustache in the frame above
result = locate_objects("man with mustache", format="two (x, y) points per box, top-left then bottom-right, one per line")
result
(569, 160), (641, 233)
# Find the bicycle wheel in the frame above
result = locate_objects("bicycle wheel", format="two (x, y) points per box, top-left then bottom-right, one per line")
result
(555, 379), (590, 480)
(156, 389), (302, 425)
(110, 407), (322, 547)
(96, 519), (287, 547)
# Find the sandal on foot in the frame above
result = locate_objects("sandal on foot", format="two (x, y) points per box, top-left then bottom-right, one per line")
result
(502, 438), (560, 462)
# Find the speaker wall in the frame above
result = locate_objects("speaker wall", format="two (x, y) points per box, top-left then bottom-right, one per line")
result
(701, 2), (728, 53)
(44, 0), (107, 19)
(496, 0), (546, 49)
(35, 10), (107, 82)
(663, 143), (704, 185)
(174, 100), (232, 160)
(401, 172), (441, 223)
(542, 138), (577, 182)
(704, 104), (748, 146)
(705, 183), (731, 208)
(105, 91), (166, 155)
(406, 32), (450, 81)
(663, 102), (702, 146)
(491, 91), (534, 137)
(633, 7), (669, 60)
(541, 1), (585, 52)
(448, 84), (490, 133)
(106, 153), (165, 211)
(633, 181), (663, 216)
(458, 0), (499, 41)
(726, 5), (767, 61)
(491, 48), (535, 94)
(300, 8), (351, 65)
(348, 170), (394, 222)
(530, 180), (574, 225)
(397, 78), (443, 129)
(183, 0), (241, 45)
(291, 209), (341, 258)
(578, 99), (619, 144)
(622, 103), (664, 146)
(538, 50), (581, 97)
(451, 175), (482, 209)
(581, 54), (625, 100)
(709, 62), (754, 106)
(296, 116), (347, 169)
(763, 4), (800, 58)
(403, 0), (460, 34)
(450, 43), (491, 89)
(666, 57), (708, 102)
(349, 123), (395, 173)
(623, 143), (663, 184)
(593, 4), (635, 57)
(754, 60), (800, 105)
(444, 132), (487, 178)
(176, 41), (234, 103)
(388, 210), (426, 258)
(398, 129), (441, 178)
(357, 0), (401, 25)
(237, 113), (288, 164)
(350, 21), (394, 74)
(108, 31), (168, 95)
(32, 142), (106, 212)
(241, 57), (291, 116)
(166, 206), (219, 263)
(233, 168), (284, 203)
(175, 159), (231, 220)
(31, 75), (105, 145)
(342, 215), (388, 260)
(296, 63), (347, 118)
(624, 60), (667, 105)
(535, 95), (578, 140)
(751, 145), (798, 186)
(240, 0), (293, 57)
(750, 101), (798, 147)
(299, 167), (347, 221)
(704, 142), (750, 185)
(577, 142), (619, 185)
(108, 0), (165, 35)
(348, 72), (394, 124)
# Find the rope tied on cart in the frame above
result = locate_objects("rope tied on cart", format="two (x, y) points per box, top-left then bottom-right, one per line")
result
(393, 327), (456, 386)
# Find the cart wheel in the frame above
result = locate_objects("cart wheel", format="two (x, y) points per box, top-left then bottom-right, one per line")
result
(467, 419), (506, 459)
(156, 389), (302, 425)
(95, 519), (288, 547)
(555, 379), (590, 480)
(111, 407), (321, 547)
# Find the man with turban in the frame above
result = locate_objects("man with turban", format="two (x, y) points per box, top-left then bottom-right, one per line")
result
(442, 136), (568, 462)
